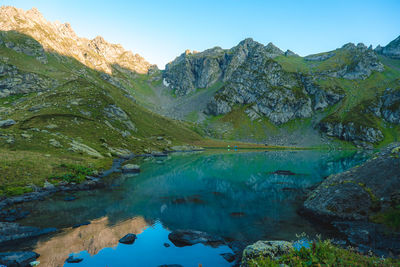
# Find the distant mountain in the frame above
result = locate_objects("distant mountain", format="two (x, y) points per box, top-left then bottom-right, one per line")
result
(163, 37), (400, 148)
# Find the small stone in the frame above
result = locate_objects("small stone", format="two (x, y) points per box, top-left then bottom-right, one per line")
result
(0, 119), (16, 128)
(21, 133), (32, 139)
(49, 139), (62, 148)
(65, 255), (83, 263)
(121, 164), (140, 173)
(64, 196), (76, 201)
(45, 124), (58, 129)
(163, 243), (171, 247)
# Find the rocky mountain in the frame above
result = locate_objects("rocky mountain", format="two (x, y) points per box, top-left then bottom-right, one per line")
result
(0, 6), (152, 74)
(0, 6), (203, 196)
(162, 36), (400, 147)
(376, 35), (400, 59)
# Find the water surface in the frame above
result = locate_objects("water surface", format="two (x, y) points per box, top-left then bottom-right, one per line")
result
(11, 150), (370, 266)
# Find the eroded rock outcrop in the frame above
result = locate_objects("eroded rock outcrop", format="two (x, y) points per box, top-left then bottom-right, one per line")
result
(376, 35), (400, 59)
(304, 143), (400, 221)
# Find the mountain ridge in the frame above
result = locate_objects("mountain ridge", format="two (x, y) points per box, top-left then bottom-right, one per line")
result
(0, 6), (152, 74)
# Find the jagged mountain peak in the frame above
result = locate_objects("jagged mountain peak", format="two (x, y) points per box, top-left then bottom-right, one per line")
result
(376, 34), (400, 59)
(0, 6), (151, 74)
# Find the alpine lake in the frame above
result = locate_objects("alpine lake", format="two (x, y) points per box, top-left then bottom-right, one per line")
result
(3, 149), (371, 266)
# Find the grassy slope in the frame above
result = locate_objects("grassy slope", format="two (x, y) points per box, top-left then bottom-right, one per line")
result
(0, 32), (204, 195)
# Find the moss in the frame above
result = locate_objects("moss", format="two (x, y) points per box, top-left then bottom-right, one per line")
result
(371, 206), (400, 230)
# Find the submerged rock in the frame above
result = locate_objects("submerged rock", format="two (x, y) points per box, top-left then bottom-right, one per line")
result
(221, 252), (235, 263)
(270, 170), (297, 176)
(241, 240), (293, 267)
(119, 233), (137, 244)
(168, 230), (225, 248)
(0, 251), (39, 267)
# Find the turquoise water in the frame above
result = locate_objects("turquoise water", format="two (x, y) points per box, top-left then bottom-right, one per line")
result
(14, 150), (370, 266)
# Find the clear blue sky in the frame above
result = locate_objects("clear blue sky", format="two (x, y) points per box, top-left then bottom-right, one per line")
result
(2, 0), (400, 68)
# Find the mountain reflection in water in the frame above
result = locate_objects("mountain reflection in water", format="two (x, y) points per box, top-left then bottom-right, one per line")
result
(14, 150), (370, 266)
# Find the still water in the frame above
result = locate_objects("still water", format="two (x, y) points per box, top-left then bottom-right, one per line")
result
(13, 150), (370, 266)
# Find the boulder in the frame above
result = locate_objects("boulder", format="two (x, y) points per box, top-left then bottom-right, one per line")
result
(304, 143), (400, 222)
(121, 164), (140, 173)
(119, 233), (137, 244)
(0, 119), (16, 128)
(241, 240), (293, 267)
(0, 251), (39, 267)
(168, 230), (225, 248)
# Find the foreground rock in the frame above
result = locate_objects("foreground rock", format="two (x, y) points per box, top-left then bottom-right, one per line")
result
(121, 164), (140, 173)
(0, 251), (39, 267)
(303, 142), (400, 256)
(168, 230), (225, 248)
(303, 143), (400, 221)
(0, 222), (57, 245)
(241, 240), (293, 267)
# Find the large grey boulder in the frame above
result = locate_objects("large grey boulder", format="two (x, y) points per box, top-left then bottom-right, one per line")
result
(303, 143), (400, 221)
(241, 240), (293, 267)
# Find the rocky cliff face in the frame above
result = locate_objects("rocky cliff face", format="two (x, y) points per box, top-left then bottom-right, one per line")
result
(322, 43), (384, 80)
(163, 38), (284, 96)
(0, 6), (151, 74)
(304, 142), (400, 220)
(164, 38), (384, 128)
(376, 35), (400, 59)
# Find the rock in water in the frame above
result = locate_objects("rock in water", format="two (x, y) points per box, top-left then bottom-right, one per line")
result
(65, 255), (83, 263)
(121, 164), (140, 173)
(0, 251), (39, 267)
(220, 252), (235, 263)
(168, 230), (225, 247)
(241, 240), (293, 267)
(119, 233), (137, 244)
(303, 142), (400, 221)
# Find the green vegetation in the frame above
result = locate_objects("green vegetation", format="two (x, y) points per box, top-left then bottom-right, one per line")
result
(371, 206), (400, 231)
(247, 239), (400, 267)
(49, 164), (95, 184)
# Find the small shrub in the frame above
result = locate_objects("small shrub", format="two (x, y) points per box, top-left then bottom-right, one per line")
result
(49, 164), (94, 184)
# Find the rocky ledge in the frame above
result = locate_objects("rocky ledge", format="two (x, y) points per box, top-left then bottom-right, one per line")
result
(302, 142), (400, 256)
